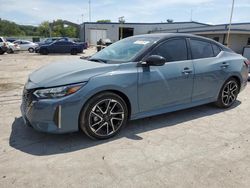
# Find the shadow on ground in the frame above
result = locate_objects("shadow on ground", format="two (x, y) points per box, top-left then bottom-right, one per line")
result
(9, 101), (241, 156)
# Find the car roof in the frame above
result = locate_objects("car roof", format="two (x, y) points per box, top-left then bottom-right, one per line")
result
(132, 33), (232, 52)
(133, 33), (212, 42)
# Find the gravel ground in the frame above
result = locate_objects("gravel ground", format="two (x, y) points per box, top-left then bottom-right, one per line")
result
(0, 50), (250, 188)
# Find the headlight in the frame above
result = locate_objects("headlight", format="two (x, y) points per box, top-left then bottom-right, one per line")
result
(33, 82), (86, 99)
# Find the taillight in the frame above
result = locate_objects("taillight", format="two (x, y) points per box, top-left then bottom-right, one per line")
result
(244, 60), (250, 67)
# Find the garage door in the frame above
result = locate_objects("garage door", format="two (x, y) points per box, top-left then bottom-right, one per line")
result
(90, 29), (107, 45)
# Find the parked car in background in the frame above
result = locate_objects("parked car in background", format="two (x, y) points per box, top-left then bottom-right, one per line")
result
(96, 38), (112, 52)
(0, 45), (8, 55)
(0, 37), (8, 55)
(39, 40), (84, 55)
(6, 38), (17, 43)
(21, 33), (248, 139)
(242, 46), (250, 80)
(0, 36), (7, 46)
(35, 37), (70, 53)
(6, 42), (20, 53)
(36, 37), (88, 53)
(37, 37), (64, 46)
(13, 40), (38, 53)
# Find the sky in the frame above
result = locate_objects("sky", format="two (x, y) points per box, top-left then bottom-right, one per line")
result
(0, 0), (250, 26)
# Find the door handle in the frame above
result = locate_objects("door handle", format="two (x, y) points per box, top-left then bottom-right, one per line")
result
(221, 62), (229, 68)
(182, 67), (193, 75)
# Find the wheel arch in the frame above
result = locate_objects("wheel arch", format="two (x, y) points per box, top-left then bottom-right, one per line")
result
(78, 89), (132, 129)
(229, 75), (241, 89)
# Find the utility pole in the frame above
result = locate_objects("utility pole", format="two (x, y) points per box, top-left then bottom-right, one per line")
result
(89, 0), (91, 22)
(49, 23), (52, 37)
(190, 9), (193, 22)
(119, 16), (125, 40)
(81, 13), (84, 23)
(226, 0), (235, 47)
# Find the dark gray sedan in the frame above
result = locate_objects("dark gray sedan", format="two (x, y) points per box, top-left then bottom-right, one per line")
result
(21, 33), (248, 139)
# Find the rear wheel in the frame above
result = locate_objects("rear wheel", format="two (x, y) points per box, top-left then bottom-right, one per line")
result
(80, 92), (128, 139)
(215, 78), (239, 108)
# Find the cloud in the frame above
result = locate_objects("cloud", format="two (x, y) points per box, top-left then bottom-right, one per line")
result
(0, 0), (249, 25)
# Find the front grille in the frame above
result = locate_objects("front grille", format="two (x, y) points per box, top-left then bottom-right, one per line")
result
(22, 88), (35, 113)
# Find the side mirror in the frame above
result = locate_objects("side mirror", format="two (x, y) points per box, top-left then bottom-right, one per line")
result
(145, 55), (166, 66)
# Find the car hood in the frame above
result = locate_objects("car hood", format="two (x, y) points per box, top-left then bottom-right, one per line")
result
(26, 59), (119, 89)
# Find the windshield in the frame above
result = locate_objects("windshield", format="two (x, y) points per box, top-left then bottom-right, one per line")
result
(90, 36), (159, 63)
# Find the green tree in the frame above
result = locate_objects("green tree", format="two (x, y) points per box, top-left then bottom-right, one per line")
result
(0, 19), (25, 36)
(37, 21), (50, 37)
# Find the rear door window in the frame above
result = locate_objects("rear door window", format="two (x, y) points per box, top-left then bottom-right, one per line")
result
(190, 39), (214, 59)
(54, 41), (65, 45)
(150, 38), (188, 62)
(212, 44), (221, 56)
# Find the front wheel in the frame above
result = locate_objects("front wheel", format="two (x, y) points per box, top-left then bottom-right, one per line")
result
(80, 92), (128, 139)
(7, 48), (14, 54)
(28, 48), (34, 53)
(215, 78), (239, 108)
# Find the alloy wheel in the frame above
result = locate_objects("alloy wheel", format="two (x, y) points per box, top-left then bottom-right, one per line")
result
(88, 99), (125, 136)
(222, 80), (238, 106)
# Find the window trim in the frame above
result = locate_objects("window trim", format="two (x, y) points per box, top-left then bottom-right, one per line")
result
(142, 37), (190, 63)
(211, 43), (222, 57)
(188, 38), (218, 60)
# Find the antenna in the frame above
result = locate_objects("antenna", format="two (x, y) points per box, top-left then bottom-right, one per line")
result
(190, 9), (193, 21)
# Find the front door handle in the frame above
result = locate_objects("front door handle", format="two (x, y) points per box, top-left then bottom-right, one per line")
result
(221, 62), (229, 69)
(182, 67), (193, 75)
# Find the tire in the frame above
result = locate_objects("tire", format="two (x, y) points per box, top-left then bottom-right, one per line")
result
(71, 48), (77, 55)
(40, 48), (48, 55)
(0, 48), (4, 55)
(7, 48), (14, 54)
(79, 92), (128, 140)
(28, 48), (34, 53)
(215, 78), (239, 108)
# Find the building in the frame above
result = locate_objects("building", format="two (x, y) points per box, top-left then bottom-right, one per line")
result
(80, 21), (250, 54)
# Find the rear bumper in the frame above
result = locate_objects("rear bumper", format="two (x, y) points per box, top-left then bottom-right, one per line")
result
(241, 80), (248, 92)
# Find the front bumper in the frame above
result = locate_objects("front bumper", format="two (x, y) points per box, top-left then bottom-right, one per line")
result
(21, 89), (83, 134)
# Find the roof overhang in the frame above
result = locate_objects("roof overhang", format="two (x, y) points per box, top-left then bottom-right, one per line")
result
(190, 30), (250, 35)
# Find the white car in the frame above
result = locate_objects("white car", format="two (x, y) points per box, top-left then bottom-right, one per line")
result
(0, 37), (7, 47)
(6, 42), (20, 53)
(0, 37), (8, 54)
(13, 40), (38, 53)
